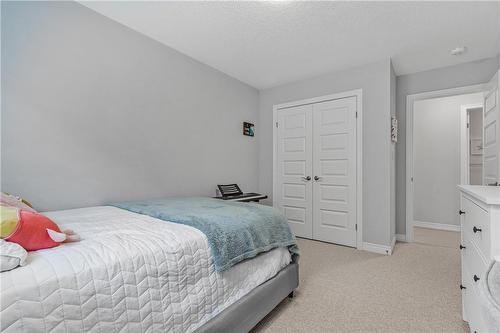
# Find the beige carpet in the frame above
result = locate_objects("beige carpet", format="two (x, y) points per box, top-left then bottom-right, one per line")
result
(252, 227), (468, 333)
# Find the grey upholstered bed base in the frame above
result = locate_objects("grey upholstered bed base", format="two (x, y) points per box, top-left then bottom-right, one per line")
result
(195, 255), (299, 333)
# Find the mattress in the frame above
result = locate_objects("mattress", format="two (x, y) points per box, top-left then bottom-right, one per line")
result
(0, 206), (291, 332)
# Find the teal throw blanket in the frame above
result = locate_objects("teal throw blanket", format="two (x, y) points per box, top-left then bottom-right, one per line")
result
(112, 197), (298, 272)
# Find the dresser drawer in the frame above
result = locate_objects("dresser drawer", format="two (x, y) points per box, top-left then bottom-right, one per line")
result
(461, 238), (488, 288)
(463, 265), (488, 333)
(463, 264), (488, 333)
(461, 195), (491, 260)
(461, 238), (489, 332)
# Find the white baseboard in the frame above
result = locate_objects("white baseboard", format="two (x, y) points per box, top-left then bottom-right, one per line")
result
(413, 220), (461, 232)
(396, 234), (406, 242)
(389, 236), (396, 255)
(363, 241), (394, 256)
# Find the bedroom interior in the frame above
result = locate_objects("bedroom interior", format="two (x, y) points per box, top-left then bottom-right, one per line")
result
(1, 1), (500, 332)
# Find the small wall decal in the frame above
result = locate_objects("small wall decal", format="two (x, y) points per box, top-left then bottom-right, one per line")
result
(243, 122), (254, 137)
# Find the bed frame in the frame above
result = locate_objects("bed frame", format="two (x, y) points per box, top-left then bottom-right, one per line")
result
(195, 254), (299, 333)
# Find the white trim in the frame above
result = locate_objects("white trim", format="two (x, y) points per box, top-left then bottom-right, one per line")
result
(390, 236), (396, 255)
(363, 241), (393, 256)
(396, 234), (406, 242)
(273, 89), (363, 250)
(405, 84), (485, 243)
(413, 220), (461, 232)
(460, 103), (484, 186)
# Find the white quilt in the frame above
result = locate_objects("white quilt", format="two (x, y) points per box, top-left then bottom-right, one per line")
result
(0, 206), (291, 332)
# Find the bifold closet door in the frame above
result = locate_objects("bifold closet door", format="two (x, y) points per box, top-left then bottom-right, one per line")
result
(276, 105), (313, 238)
(312, 97), (357, 247)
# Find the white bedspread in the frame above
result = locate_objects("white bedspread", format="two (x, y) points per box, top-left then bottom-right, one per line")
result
(0, 206), (291, 332)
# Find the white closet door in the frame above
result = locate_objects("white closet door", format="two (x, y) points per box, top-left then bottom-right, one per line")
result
(484, 70), (499, 186)
(276, 105), (313, 238)
(312, 97), (357, 247)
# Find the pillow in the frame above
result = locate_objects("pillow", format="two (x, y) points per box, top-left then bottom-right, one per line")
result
(0, 205), (64, 251)
(0, 239), (27, 272)
(0, 192), (36, 212)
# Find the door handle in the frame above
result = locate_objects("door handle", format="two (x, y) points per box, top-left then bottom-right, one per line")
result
(314, 176), (322, 181)
(473, 274), (480, 282)
(459, 210), (465, 215)
(473, 226), (482, 233)
(301, 176), (311, 181)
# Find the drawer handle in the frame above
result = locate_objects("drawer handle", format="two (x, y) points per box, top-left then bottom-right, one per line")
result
(473, 226), (482, 233)
(460, 284), (466, 290)
(459, 244), (466, 250)
(459, 210), (466, 215)
(473, 275), (480, 282)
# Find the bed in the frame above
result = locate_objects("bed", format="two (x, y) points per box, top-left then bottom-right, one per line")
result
(0, 205), (298, 333)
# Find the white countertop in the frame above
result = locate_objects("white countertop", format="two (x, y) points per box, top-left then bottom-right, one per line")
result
(458, 185), (500, 205)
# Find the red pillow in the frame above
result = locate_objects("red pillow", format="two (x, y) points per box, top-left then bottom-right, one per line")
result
(4, 209), (63, 251)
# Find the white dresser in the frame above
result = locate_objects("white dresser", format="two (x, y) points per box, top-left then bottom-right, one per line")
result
(458, 185), (500, 333)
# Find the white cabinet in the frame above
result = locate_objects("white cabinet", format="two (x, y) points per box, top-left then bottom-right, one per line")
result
(458, 185), (500, 332)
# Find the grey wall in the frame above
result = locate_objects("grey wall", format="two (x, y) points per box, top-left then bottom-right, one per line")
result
(1, 1), (259, 211)
(259, 59), (393, 246)
(395, 56), (499, 235)
(413, 93), (483, 227)
(3, 1), (497, 241)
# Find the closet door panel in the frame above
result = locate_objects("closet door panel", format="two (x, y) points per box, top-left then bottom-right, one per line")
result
(312, 97), (357, 247)
(276, 105), (313, 238)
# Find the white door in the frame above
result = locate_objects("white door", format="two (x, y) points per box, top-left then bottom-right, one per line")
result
(276, 105), (313, 238)
(312, 97), (357, 247)
(483, 70), (500, 186)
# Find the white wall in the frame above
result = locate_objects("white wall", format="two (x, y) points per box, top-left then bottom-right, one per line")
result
(259, 59), (393, 246)
(413, 93), (483, 227)
(396, 56), (499, 234)
(1, 1), (259, 211)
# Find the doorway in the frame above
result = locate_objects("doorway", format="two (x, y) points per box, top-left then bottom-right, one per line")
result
(460, 104), (484, 185)
(405, 84), (485, 242)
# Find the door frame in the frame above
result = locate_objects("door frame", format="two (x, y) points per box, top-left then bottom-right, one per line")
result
(405, 84), (485, 242)
(459, 103), (484, 186)
(272, 89), (363, 250)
